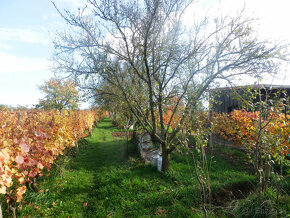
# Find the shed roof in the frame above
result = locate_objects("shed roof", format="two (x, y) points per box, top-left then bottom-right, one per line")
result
(209, 84), (290, 92)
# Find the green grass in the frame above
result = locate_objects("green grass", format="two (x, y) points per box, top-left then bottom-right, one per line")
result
(215, 146), (248, 159)
(16, 118), (258, 217)
(230, 188), (290, 217)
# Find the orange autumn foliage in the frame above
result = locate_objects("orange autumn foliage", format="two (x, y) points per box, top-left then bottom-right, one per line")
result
(161, 96), (185, 128)
(213, 109), (289, 156)
(0, 110), (104, 203)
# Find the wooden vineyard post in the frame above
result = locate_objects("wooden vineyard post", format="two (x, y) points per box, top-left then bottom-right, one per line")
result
(0, 202), (3, 218)
(17, 111), (21, 125)
(75, 140), (79, 153)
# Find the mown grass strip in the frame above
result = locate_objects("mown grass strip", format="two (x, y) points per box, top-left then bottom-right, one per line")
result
(17, 118), (256, 217)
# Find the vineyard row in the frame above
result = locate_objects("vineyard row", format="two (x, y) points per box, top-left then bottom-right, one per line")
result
(0, 110), (105, 207)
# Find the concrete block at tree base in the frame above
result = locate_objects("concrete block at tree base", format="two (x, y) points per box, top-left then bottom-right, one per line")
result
(138, 133), (153, 151)
(157, 157), (162, 172)
(151, 150), (161, 166)
(137, 132), (162, 170)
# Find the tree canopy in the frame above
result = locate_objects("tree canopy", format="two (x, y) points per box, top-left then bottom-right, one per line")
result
(52, 0), (287, 171)
(36, 78), (79, 110)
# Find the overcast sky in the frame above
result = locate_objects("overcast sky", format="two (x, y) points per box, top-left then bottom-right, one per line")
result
(0, 0), (289, 108)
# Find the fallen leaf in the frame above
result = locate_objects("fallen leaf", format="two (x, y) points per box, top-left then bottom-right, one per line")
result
(15, 155), (24, 164)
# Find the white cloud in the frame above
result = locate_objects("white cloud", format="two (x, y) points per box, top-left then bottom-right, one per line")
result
(0, 52), (53, 107)
(41, 13), (60, 21)
(0, 93), (42, 108)
(0, 42), (11, 50)
(41, 14), (49, 21)
(54, 0), (85, 8)
(210, 0), (290, 41)
(62, 0), (84, 7)
(185, 0), (290, 42)
(0, 52), (50, 74)
(0, 28), (50, 45)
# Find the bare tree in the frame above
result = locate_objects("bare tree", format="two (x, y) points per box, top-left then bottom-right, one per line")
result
(52, 0), (287, 171)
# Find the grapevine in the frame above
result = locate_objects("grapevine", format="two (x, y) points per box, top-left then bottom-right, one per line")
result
(0, 110), (103, 208)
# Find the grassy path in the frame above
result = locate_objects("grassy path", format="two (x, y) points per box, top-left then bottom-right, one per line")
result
(18, 118), (257, 217)
(18, 118), (132, 217)
(20, 118), (168, 217)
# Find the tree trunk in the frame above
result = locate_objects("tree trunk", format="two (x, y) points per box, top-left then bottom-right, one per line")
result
(132, 130), (137, 143)
(161, 145), (170, 172)
(31, 177), (39, 193)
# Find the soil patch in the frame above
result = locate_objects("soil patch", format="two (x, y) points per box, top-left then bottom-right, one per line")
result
(212, 180), (256, 206)
(111, 131), (133, 138)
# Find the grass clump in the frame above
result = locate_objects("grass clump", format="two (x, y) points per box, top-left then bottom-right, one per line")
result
(230, 188), (289, 218)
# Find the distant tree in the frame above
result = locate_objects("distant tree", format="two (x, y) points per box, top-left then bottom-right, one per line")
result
(36, 78), (79, 110)
(15, 105), (29, 110)
(0, 104), (8, 111)
(0, 104), (29, 111)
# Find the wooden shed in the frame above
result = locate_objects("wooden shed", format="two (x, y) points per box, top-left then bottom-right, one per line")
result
(209, 84), (290, 113)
